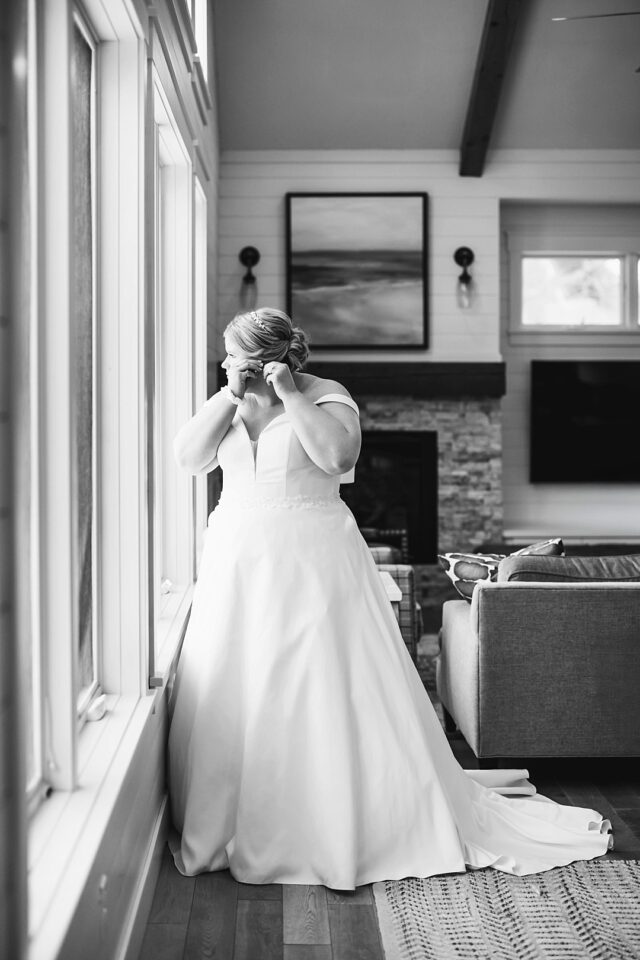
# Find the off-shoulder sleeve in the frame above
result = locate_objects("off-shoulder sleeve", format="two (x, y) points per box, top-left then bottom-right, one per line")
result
(314, 393), (359, 483)
(313, 393), (360, 415)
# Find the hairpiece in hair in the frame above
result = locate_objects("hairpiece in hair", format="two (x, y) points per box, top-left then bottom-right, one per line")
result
(251, 310), (268, 332)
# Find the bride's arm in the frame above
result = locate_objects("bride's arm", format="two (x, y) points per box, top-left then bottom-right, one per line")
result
(174, 354), (263, 473)
(173, 392), (236, 474)
(282, 384), (361, 476)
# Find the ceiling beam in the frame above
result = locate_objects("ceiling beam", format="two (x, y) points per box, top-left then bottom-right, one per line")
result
(459, 0), (524, 177)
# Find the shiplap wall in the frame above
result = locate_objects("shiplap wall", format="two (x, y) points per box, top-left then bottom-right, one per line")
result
(218, 149), (640, 538)
(216, 150), (501, 362)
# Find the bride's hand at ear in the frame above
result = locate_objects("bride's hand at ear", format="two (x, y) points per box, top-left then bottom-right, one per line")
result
(263, 361), (297, 400)
(222, 355), (263, 398)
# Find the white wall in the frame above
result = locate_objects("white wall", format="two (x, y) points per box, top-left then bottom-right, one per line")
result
(501, 349), (640, 541)
(216, 149), (502, 362)
(500, 202), (640, 541)
(217, 148), (640, 539)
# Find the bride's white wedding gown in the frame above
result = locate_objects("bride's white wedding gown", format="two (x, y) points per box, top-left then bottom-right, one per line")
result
(167, 392), (612, 888)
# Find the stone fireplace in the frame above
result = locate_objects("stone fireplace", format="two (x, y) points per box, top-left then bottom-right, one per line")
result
(357, 395), (502, 628)
(309, 361), (506, 630)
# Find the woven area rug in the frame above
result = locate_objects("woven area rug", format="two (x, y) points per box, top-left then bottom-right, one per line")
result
(373, 860), (640, 960)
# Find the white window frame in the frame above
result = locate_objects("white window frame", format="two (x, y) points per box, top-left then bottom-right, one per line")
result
(504, 203), (640, 345)
(149, 70), (196, 682)
(193, 177), (209, 569)
(28, 0), (152, 947)
(72, 7), (102, 723)
(27, 2), (211, 953)
(25, 0), (44, 811)
(509, 237), (639, 338)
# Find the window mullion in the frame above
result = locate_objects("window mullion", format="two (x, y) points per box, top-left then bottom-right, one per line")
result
(629, 254), (640, 327)
(621, 253), (631, 329)
(150, 68), (195, 681)
(96, 38), (148, 699)
(193, 179), (208, 573)
(146, 91), (161, 689)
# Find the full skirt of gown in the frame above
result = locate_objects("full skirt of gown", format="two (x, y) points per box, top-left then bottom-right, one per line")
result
(167, 493), (612, 888)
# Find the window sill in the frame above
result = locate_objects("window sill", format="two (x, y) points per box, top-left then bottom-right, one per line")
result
(27, 585), (194, 958)
(153, 582), (194, 685)
(28, 693), (154, 956)
(508, 328), (640, 347)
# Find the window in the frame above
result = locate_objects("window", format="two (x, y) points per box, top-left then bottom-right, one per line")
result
(26, 6), (101, 811)
(521, 256), (622, 326)
(71, 14), (99, 716)
(150, 75), (196, 681)
(504, 204), (640, 337)
(21, 0), (213, 953)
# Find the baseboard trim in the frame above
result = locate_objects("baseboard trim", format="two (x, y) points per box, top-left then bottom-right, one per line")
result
(117, 795), (169, 960)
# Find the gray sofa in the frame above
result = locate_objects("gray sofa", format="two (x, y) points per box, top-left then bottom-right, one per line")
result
(436, 553), (640, 759)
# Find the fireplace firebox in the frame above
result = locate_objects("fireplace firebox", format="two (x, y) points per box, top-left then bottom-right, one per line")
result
(341, 430), (438, 563)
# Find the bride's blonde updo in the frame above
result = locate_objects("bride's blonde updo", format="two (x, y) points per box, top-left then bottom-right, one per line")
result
(224, 307), (310, 372)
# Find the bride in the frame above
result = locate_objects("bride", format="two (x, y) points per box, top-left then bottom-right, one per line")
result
(167, 306), (612, 888)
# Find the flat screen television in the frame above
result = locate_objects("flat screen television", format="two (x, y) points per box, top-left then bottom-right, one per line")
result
(530, 360), (640, 483)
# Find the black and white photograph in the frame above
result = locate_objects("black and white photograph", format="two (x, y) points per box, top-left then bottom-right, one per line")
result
(286, 193), (428, 348)
(2, 2), (640, 960)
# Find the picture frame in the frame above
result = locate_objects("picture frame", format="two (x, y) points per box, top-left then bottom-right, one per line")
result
(285, 192), (429, 350)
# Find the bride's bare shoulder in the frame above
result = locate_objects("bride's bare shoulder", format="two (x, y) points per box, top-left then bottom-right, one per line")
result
(296, 374), (353, 400)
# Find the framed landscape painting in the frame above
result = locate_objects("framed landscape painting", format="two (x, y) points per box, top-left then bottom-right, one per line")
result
(285, 193), (428, 349)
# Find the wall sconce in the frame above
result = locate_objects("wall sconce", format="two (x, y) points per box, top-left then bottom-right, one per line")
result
(454, 246), (475, 309)
(239, 246), (261, 310)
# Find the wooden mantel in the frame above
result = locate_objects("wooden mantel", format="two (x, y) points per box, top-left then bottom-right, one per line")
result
(305, 362), (506, 398)
(215, 361), (506, 398)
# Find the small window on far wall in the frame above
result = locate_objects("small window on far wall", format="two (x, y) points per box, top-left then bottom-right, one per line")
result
(503, 202), (640, 335)
(522, 256), (622, 326)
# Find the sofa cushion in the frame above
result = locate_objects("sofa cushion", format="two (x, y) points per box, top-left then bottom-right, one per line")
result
(439, 538), (564, 601)
(498, 553), (640, 583)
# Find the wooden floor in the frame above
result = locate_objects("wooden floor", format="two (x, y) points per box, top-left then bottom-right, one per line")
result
(139, 666), (640, 960)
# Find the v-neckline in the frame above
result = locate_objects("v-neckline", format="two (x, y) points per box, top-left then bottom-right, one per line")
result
(234, 392), (345, 446)
(236, 410), (288, 445)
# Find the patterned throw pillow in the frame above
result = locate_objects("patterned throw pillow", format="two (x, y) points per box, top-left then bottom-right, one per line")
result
(438, 538), (565, 601)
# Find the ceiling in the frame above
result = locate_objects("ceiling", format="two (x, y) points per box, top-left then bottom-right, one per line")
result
(211, 0), (640, 155)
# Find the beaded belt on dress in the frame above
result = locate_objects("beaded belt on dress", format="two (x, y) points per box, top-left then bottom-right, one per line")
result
(216, 492), (342, 511)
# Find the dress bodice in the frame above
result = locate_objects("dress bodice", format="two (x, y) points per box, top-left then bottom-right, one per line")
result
(214, 393), (359, 504)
